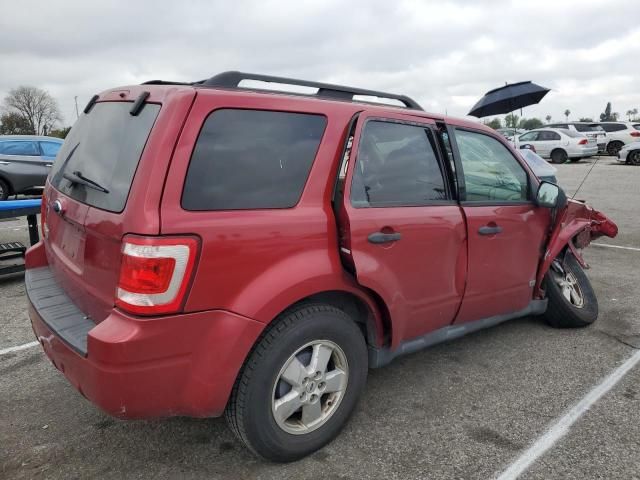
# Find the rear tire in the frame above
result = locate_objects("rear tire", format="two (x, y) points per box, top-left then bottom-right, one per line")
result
(550, 149), (568, 164)
(607, 141), (624, 156)
(0, 178), (9, 200)
(543, 251), (598, 328)
(225, 304), (368, 462)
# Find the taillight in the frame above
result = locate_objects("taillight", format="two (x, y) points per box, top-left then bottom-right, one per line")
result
(116, 235), (199, 315)
(630, 131), (640, 137)
(578, 139), (588, 145)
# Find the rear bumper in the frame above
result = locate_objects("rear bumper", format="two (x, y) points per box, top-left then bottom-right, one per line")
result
(27, 264), (265, 419)
(571, 146), (598, 157)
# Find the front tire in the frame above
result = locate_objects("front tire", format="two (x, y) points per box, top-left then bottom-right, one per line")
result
(628, 150), (640, 166)
(0, 178), (10, 200)
(543, 251), (598, 328)
(550, 149), (568, 164)
(225, 304), (368, 462)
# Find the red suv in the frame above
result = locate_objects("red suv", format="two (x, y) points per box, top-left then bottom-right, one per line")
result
(26, 72), (618, 461)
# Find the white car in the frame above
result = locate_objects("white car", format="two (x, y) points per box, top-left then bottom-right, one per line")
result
(597, 122), (640, 155)
(616, 141), (640, 165)
(546, 122), (608, 154)
(516, 128), (598, 164)
(517, 148), (558, 183)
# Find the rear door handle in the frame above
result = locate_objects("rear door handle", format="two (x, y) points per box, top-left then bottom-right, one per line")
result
(368, 232), (402, 244)
(478, 225), (503, 235)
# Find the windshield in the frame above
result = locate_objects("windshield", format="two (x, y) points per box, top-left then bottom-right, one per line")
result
(50, 102), (160, 213)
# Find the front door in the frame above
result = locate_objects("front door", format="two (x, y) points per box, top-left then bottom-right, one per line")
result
(339, 114), (467, 347)
(448, 127), (551, 323)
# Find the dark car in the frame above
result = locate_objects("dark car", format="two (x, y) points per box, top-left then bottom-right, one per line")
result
(0, 135), (63, 199)
(26, 72), (618, 462)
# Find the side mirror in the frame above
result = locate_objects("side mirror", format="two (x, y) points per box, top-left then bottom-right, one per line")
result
(536, 181), (567, 209)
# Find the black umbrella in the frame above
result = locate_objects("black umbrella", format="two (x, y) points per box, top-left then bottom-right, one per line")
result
(468, 81), (550, 118)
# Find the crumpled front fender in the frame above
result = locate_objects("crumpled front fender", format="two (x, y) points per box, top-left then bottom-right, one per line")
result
(534, 199), (618, 297)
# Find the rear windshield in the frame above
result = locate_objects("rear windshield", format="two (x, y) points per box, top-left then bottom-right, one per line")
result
(182, 109), (326, 210)
(634, 124), (640, 131)
(49, 102), (160, 213)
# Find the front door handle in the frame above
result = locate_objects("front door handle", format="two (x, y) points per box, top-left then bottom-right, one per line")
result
(478, 225), (503, 235)
(368, 232), (402, 244)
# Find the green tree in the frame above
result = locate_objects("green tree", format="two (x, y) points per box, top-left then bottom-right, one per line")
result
(564, 109), (570, 121)
(578, 117), (593, 122)
(49, 126), (72, 139)
(0, 111), (35, 135)
(518, 118), (543, 130)
(504, 113), (520, 128)
(600, 102), (614, 121)
(545, 115), (552, 124)
(485, 118), (502, 129)
(2, 86), (62, 135)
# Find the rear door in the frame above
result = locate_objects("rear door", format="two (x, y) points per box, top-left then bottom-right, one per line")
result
(448, 127), (550, 323)
(0, 140), (48, 191)
(535, 130), (562, 157)
(339, 113), (467, 346)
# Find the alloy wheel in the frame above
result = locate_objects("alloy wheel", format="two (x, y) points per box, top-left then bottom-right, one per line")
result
(272, 340), (349, 435)
(552, 266), (584, 308)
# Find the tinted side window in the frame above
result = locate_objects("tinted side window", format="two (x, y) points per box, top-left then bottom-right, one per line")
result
(600, 123), (626, 132)
(634, 124), (640, 131)
(0, 141), (39, 156)
(455, 129), (528, 203)
(40, 141), (61, 157)
(182, 109), (326, 210)
(351, 121), (447, 207)
(539, 131), (561, 141)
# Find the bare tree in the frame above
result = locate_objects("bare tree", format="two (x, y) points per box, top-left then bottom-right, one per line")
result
(3, 86), (62, 135)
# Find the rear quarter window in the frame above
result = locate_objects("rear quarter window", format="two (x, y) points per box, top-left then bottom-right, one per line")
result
(182, 109), (327, 210)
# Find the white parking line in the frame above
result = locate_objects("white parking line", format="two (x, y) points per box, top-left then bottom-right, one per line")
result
(496, 349), (640, 480)
(592, 243), (640, 252)
(0, 341), (39, 356)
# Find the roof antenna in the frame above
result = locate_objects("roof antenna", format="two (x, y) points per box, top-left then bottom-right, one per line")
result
(571, 156), (601, 200)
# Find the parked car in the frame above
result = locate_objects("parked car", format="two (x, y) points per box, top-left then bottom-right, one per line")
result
(516, 128), (598, 163)
(546, 122), (608, 154)
(25, 72), (617, 462)
(616, 141), (640, 165)
(596, 122), (640, 155)
(496, 127), (526, 139)
(0, 135), (63, 200)
(518, 148), (558, 183)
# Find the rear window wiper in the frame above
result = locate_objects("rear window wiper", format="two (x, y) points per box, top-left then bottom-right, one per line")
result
(63, 170), (110, 194)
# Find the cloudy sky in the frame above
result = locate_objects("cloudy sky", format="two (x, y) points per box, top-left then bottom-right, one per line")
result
(1, 0), (638, 126)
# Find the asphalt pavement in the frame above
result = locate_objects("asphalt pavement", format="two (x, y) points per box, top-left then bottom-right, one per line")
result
(1, 156), (638, 479)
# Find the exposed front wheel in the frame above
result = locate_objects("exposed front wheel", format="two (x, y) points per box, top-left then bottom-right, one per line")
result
(0, 178), (9, 201)
(543, 251), (598, 328)
(550, 149), (568, 164)
(225, 304), (368, 462)
(628, 150), (640, 166)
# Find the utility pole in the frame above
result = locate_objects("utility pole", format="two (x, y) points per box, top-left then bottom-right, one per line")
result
(74, 96), (79, 119)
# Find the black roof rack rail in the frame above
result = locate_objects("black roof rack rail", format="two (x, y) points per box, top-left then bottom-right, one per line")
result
(199, 71), (423, 110)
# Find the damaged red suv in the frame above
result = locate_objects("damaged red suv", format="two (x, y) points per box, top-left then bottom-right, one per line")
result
(26, 71), (617, 461)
